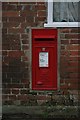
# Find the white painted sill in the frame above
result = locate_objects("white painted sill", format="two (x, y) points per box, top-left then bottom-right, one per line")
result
(44, 22), (79, 28)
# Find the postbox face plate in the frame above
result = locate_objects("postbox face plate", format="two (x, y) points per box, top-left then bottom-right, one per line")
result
(32, 29), (57, 90)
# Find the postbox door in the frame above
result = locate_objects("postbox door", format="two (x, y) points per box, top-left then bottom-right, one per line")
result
(32, 45), (57, 90)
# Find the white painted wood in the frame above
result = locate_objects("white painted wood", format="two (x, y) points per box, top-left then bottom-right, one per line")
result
(47, 0), (53, 24)
(44, 22), (79, 27)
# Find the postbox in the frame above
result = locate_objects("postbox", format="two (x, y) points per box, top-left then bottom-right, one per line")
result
(32, 29), (57, 90)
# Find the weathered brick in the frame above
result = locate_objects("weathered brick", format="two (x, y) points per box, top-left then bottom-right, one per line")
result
(12, 89), (19, 94)
(35, 4), (46, 10)
(36, 95), (51, 100)
(3, 22), (21, 28)
(2, 17), (7, 22)
(35, 16), (46, 22)
(61, 40), (69, 44)
(66, 45), (80, 50)
(2, 11), (19, 17)
(8, 51), (24, 58)
(20, 11), (36, 17)
(60, 28), (70, 33)
(70, 73), (79, 79)
(65, 34), (78, 39)
(20, 89), (29, 94)
(70, 51), (79, 56)
(2, 28), (7, 34)
(2, 4), (17, 11)
(3, 88), (11, 94)
(8, 28), (24, 33)
(17, 95), (29, 101)
(21, 34), (28, 39)
(68, 84), (79, 90)
(37, 11), (46, 17)
(9, 17), (25, 22)
(22, 40), (29, 44)
(9, 95), (16, 100)
(69, 61), (78, 66)
(21, 22), (35, 28)
(70, 40), (80, 44)
(22, 45), (29, 50)
(70, 28), (79, 33)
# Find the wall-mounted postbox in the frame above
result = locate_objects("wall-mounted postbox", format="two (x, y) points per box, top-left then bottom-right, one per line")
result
(32, 29), (57, 90)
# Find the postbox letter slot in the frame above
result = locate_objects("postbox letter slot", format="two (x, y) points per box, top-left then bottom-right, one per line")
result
(34, 35), (56, 41)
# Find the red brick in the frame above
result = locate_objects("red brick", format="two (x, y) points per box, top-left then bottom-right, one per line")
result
(67, 56), (79, 61)
(7, 84), (24, 89)
(38, 11), (46, 17)
(61, 50), (69, 56)
(22, 40), (29, 44)
(36, 95), (51, 100)
(21, 22), (35, 28)
(35, 16), (46, 21)
(70, 28), (79, 33)
(8, 51), (24, 58)
(60, 84), (68, 90)
(8, 28), (24, 33)
(70, 51), (79, 56)
(67, 67), (78, 72)
(68, 84), (79, 90)
(2, 4), (17, 11)
(3, 89), (11, 94)
(66, 45), (79, 50)
(65, 34), (78, 39)
(21, 34), (28, 39)
(3, 34), (20, 40)
(60, 29), (70, 33)
(18, 95), (29, 100)
(2, 17), (7, 22)
(17, 4), (35, 11)
(9, 17), (25, 22)
(35, 5), (46, 10)
(2, 28), (7, 34)
(2, 95), (8, 100)
(65, 79), (79, 84)
(22, 45), (29, 50)
(19, 2), (36, 5)
(20, 89), (29, 94)
(21, 56), (28, 61)
(2, 11), (19, 17)
(20, 11), (35, 17)
(70, 40), (80, 44)
(2, 51), (7, 56)
(3, 56), (9, 65)
(61, 45), (65, 50)
(61, 40), (69, 44)
(3, 22), (20, 28)
(36, 2), (45, 4)
(69, 61), (78, 66)
(7, 2), (19, 5)
(9, 95), (16, 100)
(70, 73), (79, 78)
(21, 79), (29, 84)
(12, 89), (19, 94)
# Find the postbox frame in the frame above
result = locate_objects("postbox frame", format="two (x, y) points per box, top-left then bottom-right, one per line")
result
(29, 27), (60, 92)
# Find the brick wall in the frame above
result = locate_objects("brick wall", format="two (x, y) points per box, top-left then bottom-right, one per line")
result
(2, 2), (79, 106)
(60, 28), (79, 104)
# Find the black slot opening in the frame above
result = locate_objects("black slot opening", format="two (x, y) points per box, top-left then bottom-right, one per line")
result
(35, 38), (54, 41)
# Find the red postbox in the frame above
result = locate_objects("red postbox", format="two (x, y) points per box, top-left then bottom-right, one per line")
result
(32, 29), (57, 90)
